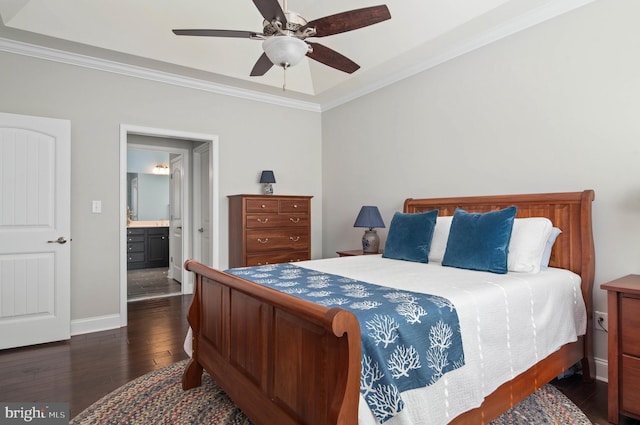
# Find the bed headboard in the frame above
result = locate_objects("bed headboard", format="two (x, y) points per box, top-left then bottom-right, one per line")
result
(403, 190), (595, 303)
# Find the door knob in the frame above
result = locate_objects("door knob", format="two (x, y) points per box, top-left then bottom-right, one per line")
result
(47, 237), (68, 244)
(198, 228), (204, 233)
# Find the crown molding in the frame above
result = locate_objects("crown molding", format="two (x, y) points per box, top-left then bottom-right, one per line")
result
(0, 37), (322, 113)
(0, 0), (594, 113)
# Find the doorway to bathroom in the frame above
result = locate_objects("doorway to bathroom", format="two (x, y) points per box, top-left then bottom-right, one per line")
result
(119, 124), (220, 326)
(126, 147), (180, 301)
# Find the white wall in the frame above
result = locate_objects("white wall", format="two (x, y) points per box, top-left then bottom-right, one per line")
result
(322, 0), (640, 371)
(0, 51), (322, 324)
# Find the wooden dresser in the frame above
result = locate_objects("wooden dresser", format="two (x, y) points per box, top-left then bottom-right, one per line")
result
(228, 194), (312, 267)
(601, 274), (640, 424)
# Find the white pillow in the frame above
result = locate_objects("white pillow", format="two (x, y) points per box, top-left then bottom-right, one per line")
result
(507, 218), (553, 273)
(540, 227), (562, 270)
(428, 216), (452, 263)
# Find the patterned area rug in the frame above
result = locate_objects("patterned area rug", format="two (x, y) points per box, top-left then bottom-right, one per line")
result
(71, 360), (592, 425)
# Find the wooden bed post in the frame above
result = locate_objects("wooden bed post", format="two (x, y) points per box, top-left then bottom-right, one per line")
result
(579, 189), (596, 382)
(182, 262), (203, 390)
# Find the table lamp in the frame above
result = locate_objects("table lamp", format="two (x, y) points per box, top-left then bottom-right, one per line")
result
(259, 170), (276, 195)
(353, 206), (385, 253)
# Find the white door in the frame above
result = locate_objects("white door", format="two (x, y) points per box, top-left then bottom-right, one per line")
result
(0, 112), (70, 349)
(195, 145), (211, 266)
(169, 155), (183, 283)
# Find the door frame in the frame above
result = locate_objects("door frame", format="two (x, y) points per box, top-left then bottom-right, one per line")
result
(119, 124), (219, 327)
(193, 143), (219, 269)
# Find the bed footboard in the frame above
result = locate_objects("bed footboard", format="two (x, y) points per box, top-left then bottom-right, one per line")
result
(182, 260), (361, 425)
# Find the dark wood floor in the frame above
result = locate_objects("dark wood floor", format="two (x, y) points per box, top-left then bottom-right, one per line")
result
(0, 294), (636, 424)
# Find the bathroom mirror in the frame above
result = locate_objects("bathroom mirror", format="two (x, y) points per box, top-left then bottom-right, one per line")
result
(127, 172), (170, 221)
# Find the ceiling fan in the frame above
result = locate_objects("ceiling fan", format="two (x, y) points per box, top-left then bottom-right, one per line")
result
(172, 0), (391, 77)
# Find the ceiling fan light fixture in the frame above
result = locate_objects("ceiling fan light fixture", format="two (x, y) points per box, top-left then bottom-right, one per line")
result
(262, 36), (308, 68)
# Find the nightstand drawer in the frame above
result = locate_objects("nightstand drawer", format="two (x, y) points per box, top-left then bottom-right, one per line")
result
(621, 354), (640, 416)
(621, 296), (640, 355)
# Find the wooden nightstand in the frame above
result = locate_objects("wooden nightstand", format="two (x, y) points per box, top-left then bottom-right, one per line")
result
(601, 274), (640, 424)
(336, 249), (382, 257)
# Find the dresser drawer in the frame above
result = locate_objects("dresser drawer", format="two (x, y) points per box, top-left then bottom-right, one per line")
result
(127, 228), (145, 236)
(279, 199), (309, 213)
(246, 199), (279, 213)
(246, 230), (309, 252)
(621, 354), (640, 416)
(245, 214), (309, 229)
(127, 235), (145, 243)
(246, 251), (310, 266)
(621, 296), (640, 355)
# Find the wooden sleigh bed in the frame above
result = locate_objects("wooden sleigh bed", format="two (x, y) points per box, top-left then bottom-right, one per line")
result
(182, 190), (595, 425)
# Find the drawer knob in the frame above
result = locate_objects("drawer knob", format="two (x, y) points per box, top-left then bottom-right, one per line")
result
(261, 204), (266, 208)
(257, 218), (269, 224)
(257, 238), (269, 244)
(290, 217), (300, 223)
(290, 236), (300, 242)
(293, 204), (298, 208)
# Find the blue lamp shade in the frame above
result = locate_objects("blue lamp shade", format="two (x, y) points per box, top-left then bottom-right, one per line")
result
(259, 170), (276, 184)
(354, 206), (385, 229)
(353, 206), (385, 253)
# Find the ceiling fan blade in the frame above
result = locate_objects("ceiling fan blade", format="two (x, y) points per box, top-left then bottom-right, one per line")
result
(252, 0), (287, 24)
(303, 5), (391, 37)
(250, 52), (274, 76)
(306, 42), (360, 74)
(172, 29), (261, 38)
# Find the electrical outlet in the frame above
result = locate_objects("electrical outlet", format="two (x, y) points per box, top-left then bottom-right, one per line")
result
(594, 311), (608, 331)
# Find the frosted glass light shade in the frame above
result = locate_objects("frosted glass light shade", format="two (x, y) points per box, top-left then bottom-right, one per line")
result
(262, 36), (308, 68)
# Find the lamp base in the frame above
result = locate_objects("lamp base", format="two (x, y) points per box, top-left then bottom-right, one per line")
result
(361, 229), (380, 254)
(263, 183), (273, 195)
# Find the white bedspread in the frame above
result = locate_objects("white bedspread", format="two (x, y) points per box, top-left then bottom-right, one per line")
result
(297, 255), (586, 425)
(184, 255), (586, 425)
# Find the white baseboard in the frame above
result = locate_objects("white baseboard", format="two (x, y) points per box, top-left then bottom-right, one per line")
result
(70, 314), (122, 336)
(594, 356), (608, 382)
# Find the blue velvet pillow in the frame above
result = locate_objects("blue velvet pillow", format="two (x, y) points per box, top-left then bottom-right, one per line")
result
(382, 210), (438, 263)
(442, 206), (517, 274)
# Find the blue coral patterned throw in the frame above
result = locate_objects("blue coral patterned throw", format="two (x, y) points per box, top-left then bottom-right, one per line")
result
(226, 263), (465, 423)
